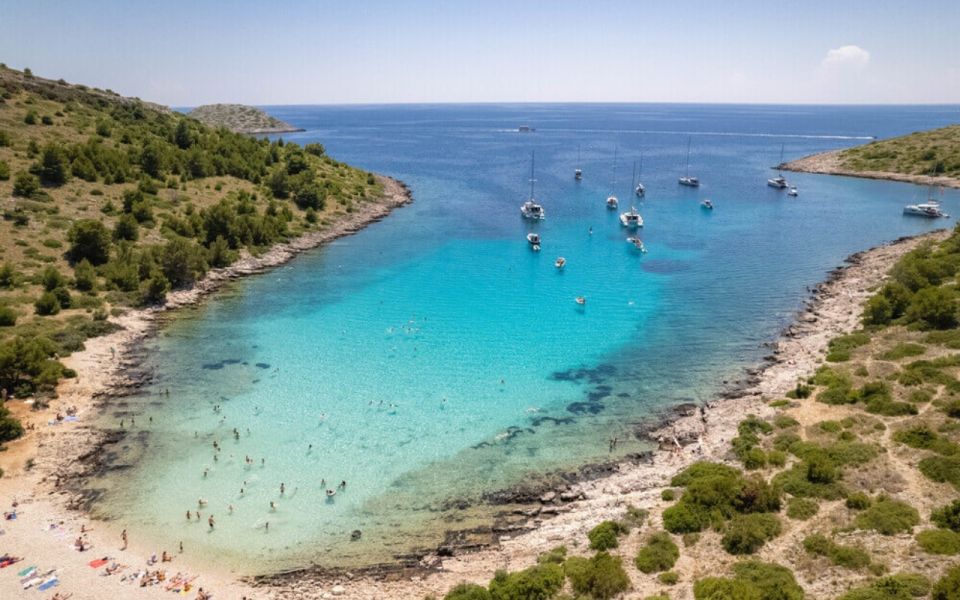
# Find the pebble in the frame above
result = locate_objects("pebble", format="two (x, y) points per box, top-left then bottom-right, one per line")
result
(331, 584), (346, 596)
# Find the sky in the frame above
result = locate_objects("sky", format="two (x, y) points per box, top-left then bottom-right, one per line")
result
(1, 0), (959, 106)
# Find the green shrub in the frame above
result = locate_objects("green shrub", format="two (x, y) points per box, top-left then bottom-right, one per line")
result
(658, 572), (679, 585)
(444, 583), (491, 600)
(487, 563), (563, 600)
(932, 500), (960, 531)
(0, 403), (25, 443)
(933, 564), (960, 599)
(41, 265), (66, 291)
(73, 259), (97, 291)
(916, 529), (960, 555)
(721, 513), (781, 555)
(0, 306), (16, 327)
(803, 533), (871, 569)
(772, 463), (846, 499)
(767, 450), (787, 467)
(661, 489), (676, 501)
(907, 287), (957, 330)
(894, 424), (959, 455)
(919, 455), (960, 490)
(113, 213), (139, 241)
(536, 546), (567, 565)
(67, 219), (111, 265)
(693, 561), (803, 600)
(681, 532), (700, 547)
(855, 496), (920, 535)
(880, 343), (927, 361)
(846, 492), (873, 510)
(785, 383), (813, 399)
(774, 415), (799, 429)
(12, 170), (40, 196)
(839, 573), (931, 600)
(786, 497), (819, 520)
(635, 532), (679, 573)
(588, 520), (625, 551)
(34, 291), (61, 315)
(564, 552), (630, 600)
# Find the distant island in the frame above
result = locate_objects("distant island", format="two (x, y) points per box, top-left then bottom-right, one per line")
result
(188, 103), (305, 134)
(782, 124), (960, 188)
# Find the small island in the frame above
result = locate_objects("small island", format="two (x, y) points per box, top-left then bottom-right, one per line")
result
(782, 124), (960, 188)
(188, 103), (305, 134)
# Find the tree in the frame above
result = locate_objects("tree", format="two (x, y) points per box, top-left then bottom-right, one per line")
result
(140, 142), (165, 177)
(141, 269), (170, 305)
(67, 219), (112, 265)
(0, 159), (10, 181)
(294, 184), (324, 210)
(0, 262), (16, 288)
(267, 167), (290, 198)
(12, 170), (39, 196)
(41, 266), (66, 291)
(37, 143), (70, 185)
(24, 109), (37, 124)
(160, 238), (207, 288)
(34, 291), (61, 316)
(174, 120), (193, 149)
(113, 213), (139, 241)
(73, 259), (97, 291)
(207, 236), (236, 268)
(907, 287), (957, 330)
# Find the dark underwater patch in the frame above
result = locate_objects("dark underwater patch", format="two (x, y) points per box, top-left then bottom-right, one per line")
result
(201, 358), (243, 370)
(549, 363), (616, 384)
(255, 362), (271, 369)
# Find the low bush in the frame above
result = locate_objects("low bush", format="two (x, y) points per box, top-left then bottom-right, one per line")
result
(721, 513), (781, 555)
(786, 497), (819, 520)
(916, 529), (960, 555)
(774, 414), (800, 429)
(855, 496), (920, 535)
(34, 291), (61, 315)
(487, 563), (563, 600)
(588, 520), (626, 551)
(444, 583), (491, 600)
(933, 564), (960, 599)
(0, 306), (16, 326)
(894, 424), (959, 455)
(803, 533), (872, 569)
(772, 462), (846, 500)
(658, 572), (679, 585)
(661, 489), (676, 501)
(693, 560), (803, 600)
(846, 492), (873, 510)
(880, 343), (927, 361)
(919, 455), (960, 490)
(827, 332), (871, 362)
(635, 532), (679, 573)
(564, 552), (630, 600)
(838, 573), (931, 600)
(932, 500), (960, 531)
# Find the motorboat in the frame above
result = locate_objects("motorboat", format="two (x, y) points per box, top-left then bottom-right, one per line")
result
(679, 137), (700, 187)
(787, 186), (798, 197)
(606, 195), (619, 209)
(626, 237), (647, 253)
(575, 296), (586, 305)
(520, 152), (545, 220)
(575, 144), (583, 181)
(527, 232), (541, 245)
(635, 182), (646, 197)
(903, 201), (948, 218)
(521, 200), (544, 220)
(606, 147), (620, 208)
(555, 257), (566, 269)
(620, 207), (643, 228)
(701, 199), (714, 210)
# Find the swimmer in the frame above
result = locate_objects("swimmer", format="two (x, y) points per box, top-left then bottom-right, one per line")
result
(228, 504), (234, 514)
(208, 515), (215, 530)
(270, 501), (276, 511)
(198, 498), (208, 507)
(280, 483), (285, 495)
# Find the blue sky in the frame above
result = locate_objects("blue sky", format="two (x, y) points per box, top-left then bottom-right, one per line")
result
(2, 0), (958, 105)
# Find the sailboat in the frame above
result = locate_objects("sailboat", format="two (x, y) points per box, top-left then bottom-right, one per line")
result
(767, 144), (788, 189)
(678, 137), (700, 187)
(635, 153), (645, 197)
(520, 151), (545, 220)
(574, 144), (583, 181)
(904, 184), (948, 218)
(606, 147), (619, 209)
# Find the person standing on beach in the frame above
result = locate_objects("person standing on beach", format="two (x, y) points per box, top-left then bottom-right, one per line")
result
(121, 528), (128, 550)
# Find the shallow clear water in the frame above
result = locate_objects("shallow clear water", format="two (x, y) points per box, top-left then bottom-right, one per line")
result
(88, 104), (960, 573)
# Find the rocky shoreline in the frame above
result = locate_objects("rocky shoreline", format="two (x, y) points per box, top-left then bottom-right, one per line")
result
(780, 149), (960, 189)
(253, 230), (949, 599)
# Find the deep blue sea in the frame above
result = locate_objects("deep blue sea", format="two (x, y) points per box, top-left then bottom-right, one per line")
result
(91, 104), (959, 573)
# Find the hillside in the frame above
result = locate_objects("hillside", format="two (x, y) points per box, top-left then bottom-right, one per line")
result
(0, 65), (385, 425)
(188, 103), (304, 134)
(782, 124), (960, 188)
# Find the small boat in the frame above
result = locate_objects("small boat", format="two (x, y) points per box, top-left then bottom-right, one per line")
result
(679, 136), (700, 187)
(701, 199), (714, 210)
(634, 154), (646, 197)
(767, 144), (788, 188)
(575, 296), (586, 305)
(606, 146), (619, 208)
(620, 207), (643, 228)
(903, 201), (948, 218)
(518, 125), (535, 133)
(527, 232), (541, 246)
(626, 237), (648, 253)
(520, 151), (545, 220)
(787, 186), (798, 197)
(326, 489), (337, 497)
(555, 257), (566, 269)
(575, 144), (583, 181)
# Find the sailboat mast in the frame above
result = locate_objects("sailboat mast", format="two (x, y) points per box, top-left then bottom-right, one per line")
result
(685, 137), (691, 177)
(529, 151), (536, 199)
(632, 160), (637, 190)
(612, 146), (618, 192)
(639, 152), (643, 178)
(779, 143), (784, 175)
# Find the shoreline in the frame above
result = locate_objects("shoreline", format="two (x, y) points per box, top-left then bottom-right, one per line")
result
(257, 229), (949, 599)
(780, 149), (960, 189)
(0, 195), (943, 599)
(0, 175), (411, 600)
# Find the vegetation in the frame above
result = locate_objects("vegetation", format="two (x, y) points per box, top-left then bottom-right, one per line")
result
(565, 552), (631, 600)
(635, 532), (679, 573)
(587, 520), (626, 551)
(839, 124), (960, 179)
(785, 497), (819, 520)
(837, 573), (931, 600)
(0, 66), (383, 440)
(693, 561), (803, 600)
(803, 533), (872, 569)
(188, 103), (303, 134)
(855, 496), (920, 535)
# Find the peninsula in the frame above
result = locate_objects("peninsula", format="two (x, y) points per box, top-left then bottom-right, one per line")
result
(188, 103), (305, 134)
(782, 124), (960, 189)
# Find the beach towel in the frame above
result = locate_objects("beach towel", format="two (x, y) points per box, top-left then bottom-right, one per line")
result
(18, 565), (37, 577)
(38, 576), (59, 591)
(88, 558), (109, 568)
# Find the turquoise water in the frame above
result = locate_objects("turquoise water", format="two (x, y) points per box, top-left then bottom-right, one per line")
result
(88, 104), (960, 573)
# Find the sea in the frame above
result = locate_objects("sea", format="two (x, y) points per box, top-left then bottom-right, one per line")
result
(86, 103), (960, 574)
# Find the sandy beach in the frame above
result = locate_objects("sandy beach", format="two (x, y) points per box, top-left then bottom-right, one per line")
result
(0, 188), (945, 599)
(781, 149), (960, 189)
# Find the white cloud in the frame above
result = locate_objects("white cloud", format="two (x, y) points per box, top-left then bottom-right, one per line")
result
(822, 45), (870, 69)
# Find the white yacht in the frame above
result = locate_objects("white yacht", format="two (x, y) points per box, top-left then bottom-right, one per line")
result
(606, 146), (620, 209)
(701, 199), (714, 210)
(520, 151), (545, 220)
(555, 257), (566, 269)
(620, 206), (643, 228)
(633, 156), (646, 197)
(787, 186), (799, 197)
(768, 144), (788, 188)
(626, 237), (647, 253)
(903, 201), (948, 218)
(574, 144), (583, 181)
(606, 195), (619, 209)
(527, 232), (541, 250)
(679, 137), (700, 187)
